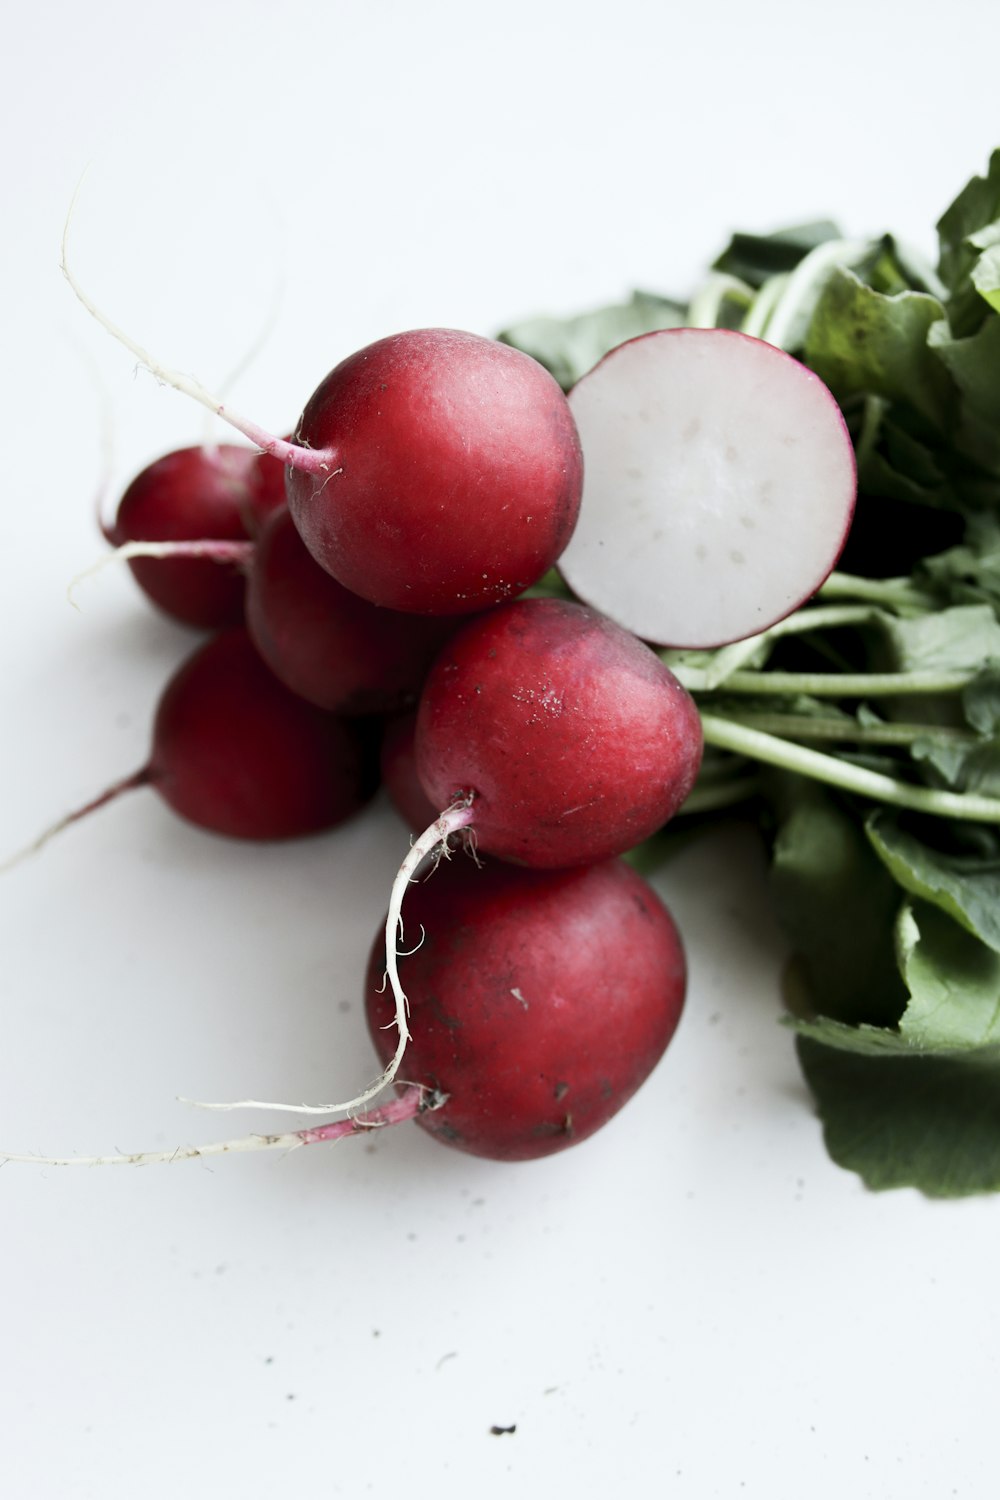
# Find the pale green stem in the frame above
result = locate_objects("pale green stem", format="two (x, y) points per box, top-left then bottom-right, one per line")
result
(755, 238), (874, 350)
(675, 666), (972, 697)
(699, 713), (1000, 823)
(686, 273), (754, 329)
(741, 274), (790, 338)
(662, 603), (901, 693)
(818, 571), (936, 610)
(711, 711), (977, 747)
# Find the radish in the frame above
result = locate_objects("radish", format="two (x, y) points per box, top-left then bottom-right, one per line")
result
(245, 508), (456, 714)
(559, 327), (856, 648)
(107, 444), (287, 628)
(4, 628), (376, 864)
(365, 853), (687, 1160)
(413, 597), (704, 868)
(1, 856), (685, 1168)
(61, 243), (584, 618)
(169, 597), (702, 1118)
(284, 329), (583, 615)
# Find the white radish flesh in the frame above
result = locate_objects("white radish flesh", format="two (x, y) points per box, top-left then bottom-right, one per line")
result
(560, 328), (856, 649)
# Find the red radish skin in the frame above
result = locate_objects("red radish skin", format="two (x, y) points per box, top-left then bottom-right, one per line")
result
(380, 711), (439, 832)
(415, 598), (704, 867)
(148, 628), (377, 838)
(365, 854), (687, 1161)
(111, 445), (277, 627)
(246, 508), (456, 714)
(4, 629), (377, 866)
(244, 446), (288, 535)
(60, 253), (582, 617)
(285, 329), (583, 615)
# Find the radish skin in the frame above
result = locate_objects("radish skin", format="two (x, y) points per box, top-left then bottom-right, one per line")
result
(63, 216), (583, 620)
(366, 854), (687, 1161)
(415, 598), (704, 867)
(245, 508), (458, 714)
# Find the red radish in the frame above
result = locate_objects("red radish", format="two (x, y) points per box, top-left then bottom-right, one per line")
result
(414, 597), (704, 868)
(109, 444), (286, 628)
(379, 711), (438, 832)
(284, 329), (583, 615)
(3, 628), (376, 865)
(245, 508), (456, 714)
(366, 854), (687, 1161)
(0, 857), (685, 1168)
(61, 247), (584, 619)
(559, 327), (856, 648)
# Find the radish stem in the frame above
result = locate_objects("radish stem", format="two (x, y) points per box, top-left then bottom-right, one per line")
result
(699, 713), (1000, 822)
(708, 711), (978, 747)
(676, 666), (974, 697)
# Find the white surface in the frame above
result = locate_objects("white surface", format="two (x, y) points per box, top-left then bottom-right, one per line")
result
(1, 3), (997, 1497)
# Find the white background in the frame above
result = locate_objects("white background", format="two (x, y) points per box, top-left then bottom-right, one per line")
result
(1, 2), (998, 1496)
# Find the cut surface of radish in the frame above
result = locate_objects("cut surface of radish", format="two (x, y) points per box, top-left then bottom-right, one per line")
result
(560, 328), (856, 648)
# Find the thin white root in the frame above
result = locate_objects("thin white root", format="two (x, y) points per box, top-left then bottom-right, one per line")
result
(67, 539), (255, 608)
(64, 326), (117, 539)
(182, 801), (476, 1118)
(60, 177), (329, 476)
(1, 1134), (311, 1167)
(0, 1085), (438, 1168)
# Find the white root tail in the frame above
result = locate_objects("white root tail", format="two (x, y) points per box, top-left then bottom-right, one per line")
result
(67, 538), (256, 609)
(60, 177), (331, 478)
(173, 801), (477, 1119)
(0, 1085), (439, 1168)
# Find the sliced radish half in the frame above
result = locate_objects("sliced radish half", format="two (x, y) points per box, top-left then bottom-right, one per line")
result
(560, 328), (856, 648)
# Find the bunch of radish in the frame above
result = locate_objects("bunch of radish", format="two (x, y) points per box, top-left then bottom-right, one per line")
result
(3, 263), (856, 1168)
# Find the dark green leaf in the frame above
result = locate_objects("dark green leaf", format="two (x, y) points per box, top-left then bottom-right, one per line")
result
(711, 221), (841, 287)
(796, 1035), (1000, 1196)
(768, 781), (905, 1027)
(867, 810), (1000, 951)
(497, 290), (685, 390)
(804, 268), (951, 428)
(936, 148), (1000, 332)
(897, 900), (1000, 1050)
(928, 316), (1000, 474)
(962, 665), (1000, 734)
(791, 901), (1000, 1055)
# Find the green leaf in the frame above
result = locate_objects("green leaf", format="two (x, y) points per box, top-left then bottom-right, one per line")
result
(962, 665), (1000, 734)
(497, 290), (685, 390)
(866, 810), (1000, 952)
(880, 603), (1000, 674)
(896, 900), (1000, 1050)
(927, 316), (1000, 474)
(971, 243), (1000, 314)
(711, 221), (842, 287)
(790, 901), (1000, 1056)
(917, 516), (1000, 608)
(804, 267), (951, 428)
(768, 781), (906, 1027)
(937, 148), (1000, 333)
(796, 1035), (1000, 1196)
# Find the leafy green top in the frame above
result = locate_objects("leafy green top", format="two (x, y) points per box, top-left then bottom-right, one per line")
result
(500, 151), (1000, 1197)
